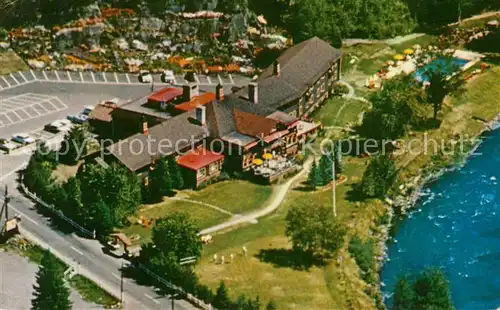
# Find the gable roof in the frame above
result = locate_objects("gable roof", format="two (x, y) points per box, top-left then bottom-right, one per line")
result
(234, 110), (278, 138)
(107, 110), (208, 171)
(239, 37), (342, 109)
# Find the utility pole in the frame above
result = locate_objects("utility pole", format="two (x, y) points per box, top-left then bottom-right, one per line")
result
(332, 157), (336, 217)
(171, 293), (175, 310)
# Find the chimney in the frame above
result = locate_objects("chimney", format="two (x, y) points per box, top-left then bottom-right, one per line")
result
(216, 83), (224, 101)
(248, 82), (258, 104)
(183, 83), (199, 101)
(273, 60), (281, 76)
(195, 105), (206, 125)
(142, 120), (148, 135)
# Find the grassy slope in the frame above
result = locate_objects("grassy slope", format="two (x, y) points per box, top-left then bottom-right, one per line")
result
(123, 181), (273, 244)
(312, 97), (368, 127)
(0, 51), (28, 75)
(196, 157), (380, 309)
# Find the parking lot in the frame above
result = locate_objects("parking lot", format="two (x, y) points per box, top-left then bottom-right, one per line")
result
(0, 70), (250, 140)
(0, 93), (67, 129)
(0, 70), (241, 91)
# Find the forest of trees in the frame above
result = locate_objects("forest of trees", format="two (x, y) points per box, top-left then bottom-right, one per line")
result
(1, 0), (498, 43)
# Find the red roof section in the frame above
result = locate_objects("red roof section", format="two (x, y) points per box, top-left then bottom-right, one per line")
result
(174, 92), (216, 112)
(177, 147), (224, 171)
(148, 87), (183, 103)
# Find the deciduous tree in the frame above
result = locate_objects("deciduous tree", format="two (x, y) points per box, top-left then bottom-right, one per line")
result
(360, 155), (397, 198)
(285, 204), (346, 255)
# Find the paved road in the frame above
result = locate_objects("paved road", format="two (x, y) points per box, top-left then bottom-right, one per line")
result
(0, 156), (193, 310)
(200, 158), (313, 235)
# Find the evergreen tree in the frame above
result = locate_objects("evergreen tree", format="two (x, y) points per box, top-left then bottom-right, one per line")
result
(32, 251), (72, 310)
(393, 276), (415, 310)
(213, 281), (233, 310)
(307, 159), (321, 189)
(149, 159), (173, 202)
(318, 144), (341, 186)
(414, 269), (453, 310)
(167, 155), (184, 190)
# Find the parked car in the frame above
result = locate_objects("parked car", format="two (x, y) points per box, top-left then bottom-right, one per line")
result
(82, 105), (95, 116)
(11, 133), (36, 145)
(161, 70), (176, 84)
(67, 114), (89, 124)
(45, 119), (73, 133)
(0, 140), (18, 152)
(138, 70), (153, 83)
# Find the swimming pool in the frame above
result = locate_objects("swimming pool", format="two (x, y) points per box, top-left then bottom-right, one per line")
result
(414, 57), (469, 82)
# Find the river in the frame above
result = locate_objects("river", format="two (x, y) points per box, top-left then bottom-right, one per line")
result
(381, 128), (500, 309)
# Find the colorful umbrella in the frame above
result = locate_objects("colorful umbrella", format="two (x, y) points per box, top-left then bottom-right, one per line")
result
(262, 153), (273, 160)
(393, 54), (405, 61)
(404, 48), (414, 55)
(253, 158), (264, 165)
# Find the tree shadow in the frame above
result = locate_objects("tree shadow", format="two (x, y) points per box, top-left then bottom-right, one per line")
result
(345, 183), (365, 202)
(255, 248), (328, 271)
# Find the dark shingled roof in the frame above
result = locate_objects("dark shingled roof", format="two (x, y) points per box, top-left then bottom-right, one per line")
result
(238, 37), (342, 109)
(107, 110), (208, 172)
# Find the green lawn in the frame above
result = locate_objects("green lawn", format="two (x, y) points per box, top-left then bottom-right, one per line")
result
(70, 275), (120, 308)
(122, 181), (274, 244)
(0, 51), (28, 75)
(312, 97), (368, 127)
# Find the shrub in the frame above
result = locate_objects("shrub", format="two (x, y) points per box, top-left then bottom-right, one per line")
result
(348, 235), (375, 283)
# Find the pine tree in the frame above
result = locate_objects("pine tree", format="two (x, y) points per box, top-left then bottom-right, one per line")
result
(307, 159), (321, 189)
(32, 251), (72, 310)
(213, 281), (233, 309)
(149, 159), (173, 202)
(167, 155), (184, 190)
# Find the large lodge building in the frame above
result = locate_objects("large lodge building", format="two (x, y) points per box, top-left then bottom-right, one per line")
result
(89, 37), (342, 188)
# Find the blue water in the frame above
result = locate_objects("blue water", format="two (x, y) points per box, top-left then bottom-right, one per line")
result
(414, 57), (469, 82)
(381, 129), (500, 309)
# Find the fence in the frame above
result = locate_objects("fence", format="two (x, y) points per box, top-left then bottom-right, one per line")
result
(19, 182), (95, 238)
(19, 180), (214, 309)
(137, 262), (214, 310)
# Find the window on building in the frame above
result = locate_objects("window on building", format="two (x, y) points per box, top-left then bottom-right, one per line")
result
(197, 167), (207, 179)
(209, 162), (219, 174)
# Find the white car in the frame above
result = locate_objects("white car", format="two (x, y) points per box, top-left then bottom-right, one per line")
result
(161, 70), (176, 84)
(138, 70), (153, 83)
(0, 141), (18, 152)
(12, 133), (36, 145)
